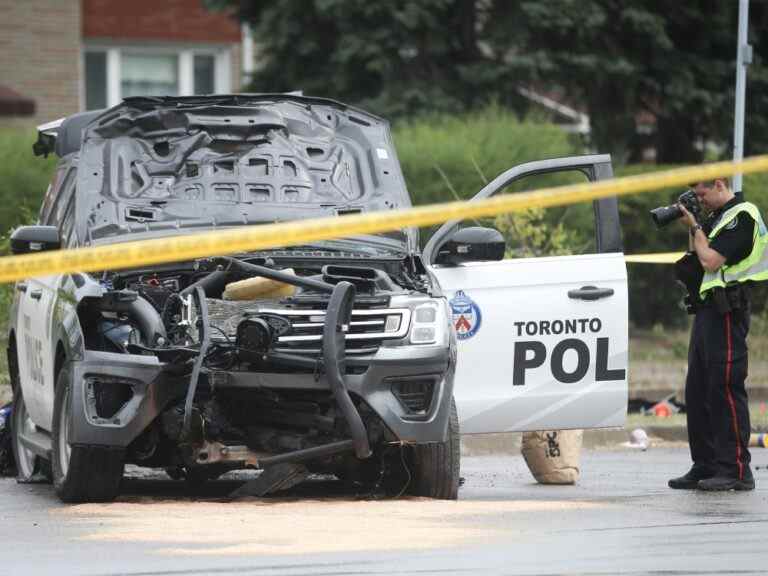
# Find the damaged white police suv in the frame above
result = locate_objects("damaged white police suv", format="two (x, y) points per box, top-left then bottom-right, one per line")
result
(6, 94), (628, 502)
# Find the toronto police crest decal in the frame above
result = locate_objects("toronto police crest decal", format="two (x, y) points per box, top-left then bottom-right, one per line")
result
(449, 290), (482, 340)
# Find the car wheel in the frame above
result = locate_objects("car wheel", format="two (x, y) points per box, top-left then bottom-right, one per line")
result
(410, 397), (460, 500)
(10, 387), (44, 482)
(52, 368), (125, 503)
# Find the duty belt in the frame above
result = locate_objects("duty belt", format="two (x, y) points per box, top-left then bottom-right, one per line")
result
(700, 284), (750, 314)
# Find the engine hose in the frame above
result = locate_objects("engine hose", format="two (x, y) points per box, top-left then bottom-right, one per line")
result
(322, 281), (371, 459)
(179, 269), (230, 299)
(94, 291), (167, 346)
(181, 286), (210, 441)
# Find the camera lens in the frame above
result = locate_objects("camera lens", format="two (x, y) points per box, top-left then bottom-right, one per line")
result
(650, 204), (683, 228)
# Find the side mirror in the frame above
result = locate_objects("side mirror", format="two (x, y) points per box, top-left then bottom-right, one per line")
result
(10, 226), (61, 255)
(434, 226), (505, 266)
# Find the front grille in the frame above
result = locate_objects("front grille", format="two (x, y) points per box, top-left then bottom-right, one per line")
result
(264, 307), (411, 355)
(206, 299), (411, 356)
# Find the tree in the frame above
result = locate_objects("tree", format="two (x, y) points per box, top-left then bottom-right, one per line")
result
(208, 0), (526, 118)
(207, 1), (768, 163)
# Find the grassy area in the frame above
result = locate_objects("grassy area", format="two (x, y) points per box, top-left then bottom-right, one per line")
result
(627, 404), (768, 432)
(630, 326), (690, 363)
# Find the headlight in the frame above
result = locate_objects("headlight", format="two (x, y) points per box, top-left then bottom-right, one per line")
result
(410, 302), (440, 344)
(414, 306), (436, 323)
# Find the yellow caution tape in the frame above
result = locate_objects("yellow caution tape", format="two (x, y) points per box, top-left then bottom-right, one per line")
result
(624, 252), (685, 264)
(1, 155), (768, 284)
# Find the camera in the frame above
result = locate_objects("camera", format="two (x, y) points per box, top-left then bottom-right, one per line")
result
(650, 189), (702, 229)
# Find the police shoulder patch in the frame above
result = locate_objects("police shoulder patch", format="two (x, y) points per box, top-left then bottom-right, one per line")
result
(724, 217), (739, 231)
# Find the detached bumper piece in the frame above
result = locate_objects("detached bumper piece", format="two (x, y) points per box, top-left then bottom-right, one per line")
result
(211, 280), (372, 497)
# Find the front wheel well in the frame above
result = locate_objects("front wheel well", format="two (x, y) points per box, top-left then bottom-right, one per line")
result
(54, 342), (67, 387)
(7, 330), (19, 393)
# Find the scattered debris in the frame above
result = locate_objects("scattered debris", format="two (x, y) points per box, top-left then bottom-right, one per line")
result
(521, 430), (582, 485)
(0, 403), (16, 477)
(749, 433), (768, 448)
(228, 463), (310, 499)
(622, 428), (649, 451)
(628, 395), (685, 417)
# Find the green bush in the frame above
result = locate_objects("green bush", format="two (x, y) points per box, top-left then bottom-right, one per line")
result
(0, 130), (55, 330)
(0, 130), (57, 236)
(393, 106), (579, 206)
(393, 106), (595, 250)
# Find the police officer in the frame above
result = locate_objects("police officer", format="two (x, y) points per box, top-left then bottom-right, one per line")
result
(668, 177), (766, 491)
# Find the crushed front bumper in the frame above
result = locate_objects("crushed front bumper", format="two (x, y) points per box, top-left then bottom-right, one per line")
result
(68, 338), (454, 449)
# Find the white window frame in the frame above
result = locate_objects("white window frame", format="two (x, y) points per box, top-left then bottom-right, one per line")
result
(81, 43), (232, 110)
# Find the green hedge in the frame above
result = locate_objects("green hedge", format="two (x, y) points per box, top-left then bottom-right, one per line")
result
(0, 130), (57, 238)
(0, 130), (56, 326)
(393, 106), (580, 206)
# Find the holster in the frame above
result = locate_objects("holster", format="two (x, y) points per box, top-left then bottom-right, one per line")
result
(675, 252), (704, 315)
(708, 285), (749, 315)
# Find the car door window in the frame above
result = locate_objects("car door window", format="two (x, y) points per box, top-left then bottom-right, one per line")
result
(38, 171), (61, 225)
(490, 170), (597, 258)
(60, 191), (77, 247)
(42, 167), (76, 227)
(423, 155), (620, 266)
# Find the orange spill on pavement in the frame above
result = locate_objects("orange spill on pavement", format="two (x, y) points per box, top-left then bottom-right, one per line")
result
(55, 497), (601, 556)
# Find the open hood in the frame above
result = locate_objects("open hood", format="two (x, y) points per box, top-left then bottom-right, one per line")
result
(69, 94), (416, 251)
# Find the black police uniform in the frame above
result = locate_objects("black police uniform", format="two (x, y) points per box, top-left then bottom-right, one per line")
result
(671, 197), (755, 490)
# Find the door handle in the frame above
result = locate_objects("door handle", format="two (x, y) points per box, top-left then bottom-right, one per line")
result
(568, 285), (614, 301)
(16, 283), (27, 293)
(30, 289), (43, 301)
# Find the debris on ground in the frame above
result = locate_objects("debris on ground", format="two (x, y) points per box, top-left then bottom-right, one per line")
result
(621, 428), (649, 451)
(749, 433), (768, 448)
(628, 395), (685, 417)
(521, 430), (582, 485)
(0, 403), (16, 477)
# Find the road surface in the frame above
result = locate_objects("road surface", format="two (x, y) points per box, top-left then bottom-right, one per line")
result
(1, 446), (766, 575)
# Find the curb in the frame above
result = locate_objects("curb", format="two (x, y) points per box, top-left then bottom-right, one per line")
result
(460, 426), (689, 457)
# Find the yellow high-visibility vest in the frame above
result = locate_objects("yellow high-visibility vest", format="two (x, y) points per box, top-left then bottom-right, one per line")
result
(700, 201), (768, 296)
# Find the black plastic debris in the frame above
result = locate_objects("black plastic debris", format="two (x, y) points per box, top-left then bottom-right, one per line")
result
(0, 403), (16, 477)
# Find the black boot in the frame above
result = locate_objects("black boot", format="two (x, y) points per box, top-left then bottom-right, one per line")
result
(668, 467), (715, 489)
(698, 472), (755, 492)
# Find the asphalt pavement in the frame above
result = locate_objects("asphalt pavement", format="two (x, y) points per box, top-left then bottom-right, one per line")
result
(1, 445), (766, 576)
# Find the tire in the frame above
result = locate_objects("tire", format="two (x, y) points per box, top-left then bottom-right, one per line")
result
(410, 398), (460, 500)
(52, 369), (125, 503)
(10, 387), (44, 482)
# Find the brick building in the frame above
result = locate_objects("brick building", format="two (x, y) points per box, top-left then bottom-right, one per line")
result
(0, 0), (249, 128)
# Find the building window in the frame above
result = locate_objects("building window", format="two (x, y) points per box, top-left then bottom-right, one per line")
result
(194, 54), (216, 95)
(85, 52), (107, 109)
(83, 46), (231, 110)
(121, 54), (179, 98)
